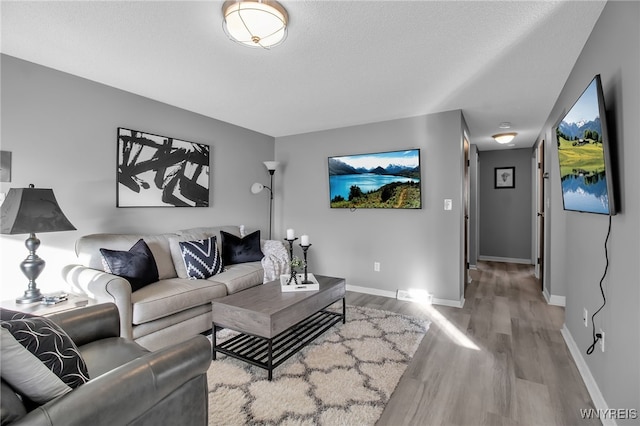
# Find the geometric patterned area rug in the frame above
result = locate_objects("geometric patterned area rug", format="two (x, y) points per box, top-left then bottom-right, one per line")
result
(207, 305), (430, 426)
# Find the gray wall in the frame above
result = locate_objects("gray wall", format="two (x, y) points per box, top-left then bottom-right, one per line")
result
(0, 55), (275, 299)
(540, 1), (639, 418)
(478, 148), (533, 262)
(275, 110), (466, 304)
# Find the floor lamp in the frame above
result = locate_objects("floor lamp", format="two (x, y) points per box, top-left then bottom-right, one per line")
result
(0, 184), (76, 303)
(251, 161), (279, 239)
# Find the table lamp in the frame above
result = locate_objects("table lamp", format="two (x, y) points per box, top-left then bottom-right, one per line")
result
(0, 184), (76, 303)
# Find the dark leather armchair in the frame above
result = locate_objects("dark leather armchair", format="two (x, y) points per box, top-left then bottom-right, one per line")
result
(1, 303), (211, 425)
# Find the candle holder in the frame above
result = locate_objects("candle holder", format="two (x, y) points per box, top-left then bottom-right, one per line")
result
(284, 237), (298, 265)
(287, 268), (299, 286)
(299, 243), (312, 284)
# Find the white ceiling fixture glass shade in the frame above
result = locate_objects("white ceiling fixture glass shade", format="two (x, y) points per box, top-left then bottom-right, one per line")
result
(222, 0), (288, 49)
(492, 132), (517, 144)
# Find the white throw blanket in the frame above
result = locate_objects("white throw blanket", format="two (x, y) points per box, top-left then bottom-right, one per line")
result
(261, 240), (290, 282)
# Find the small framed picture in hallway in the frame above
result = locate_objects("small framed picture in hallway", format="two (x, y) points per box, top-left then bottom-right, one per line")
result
(495, 166), (515, 188)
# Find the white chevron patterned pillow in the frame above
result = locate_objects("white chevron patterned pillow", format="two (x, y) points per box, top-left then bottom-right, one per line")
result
(179, 236), (223, 279)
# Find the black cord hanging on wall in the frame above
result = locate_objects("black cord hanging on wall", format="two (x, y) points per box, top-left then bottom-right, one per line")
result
(586, 215), (612, 355)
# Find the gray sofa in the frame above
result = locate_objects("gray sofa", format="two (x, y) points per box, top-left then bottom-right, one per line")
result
(1, 303), (211, 425)
(63, 226), (288, 351)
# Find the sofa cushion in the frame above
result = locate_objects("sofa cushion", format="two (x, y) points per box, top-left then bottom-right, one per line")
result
(220, 230), (263, 265)
(0, 315), (90, 404)
(179, 236), (223, 279)
(210, 261), (264, 294)
(177, 226), (242, 239)
(101, 239), (159, 292)
(79, 337), (149, 379)
(132, 304), (212, 341)
(76, 233), (179, 280)
(130, 278), (228, 325)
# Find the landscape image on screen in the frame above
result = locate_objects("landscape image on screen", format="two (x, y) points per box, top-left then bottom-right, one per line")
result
(328, 149), (421, 209)
(556, 78), (610, 214)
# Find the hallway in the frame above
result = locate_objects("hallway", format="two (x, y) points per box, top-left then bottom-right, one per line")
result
(347, 261), (599, 425)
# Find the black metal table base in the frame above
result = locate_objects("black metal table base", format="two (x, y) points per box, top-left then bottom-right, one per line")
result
(212, 298), (346, 380)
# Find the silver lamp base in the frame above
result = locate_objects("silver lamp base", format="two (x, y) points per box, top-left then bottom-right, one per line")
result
(16, 233), (46, 304)
(16, 289), (43, 304)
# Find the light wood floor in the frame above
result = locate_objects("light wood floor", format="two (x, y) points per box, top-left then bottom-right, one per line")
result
(345, 261), (599, 426)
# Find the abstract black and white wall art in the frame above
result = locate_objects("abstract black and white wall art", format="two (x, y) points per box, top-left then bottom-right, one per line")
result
(117, 128), (210, 207)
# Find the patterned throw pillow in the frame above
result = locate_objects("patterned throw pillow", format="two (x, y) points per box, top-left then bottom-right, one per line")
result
(100, 239), (159, 291)
(220, 230), (264, 265)
(0, 308), (35, 321)
(0, 314), (90, 404)
(179, 236), (223, 279)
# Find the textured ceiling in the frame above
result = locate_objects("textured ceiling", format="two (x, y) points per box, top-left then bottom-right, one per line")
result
(1, 1), (606, 150)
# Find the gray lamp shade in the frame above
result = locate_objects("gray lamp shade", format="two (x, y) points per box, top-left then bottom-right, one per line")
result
(0, 186), (76, 235)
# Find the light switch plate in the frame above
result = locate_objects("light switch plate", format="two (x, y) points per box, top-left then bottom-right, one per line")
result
(444, 199), (452, 210)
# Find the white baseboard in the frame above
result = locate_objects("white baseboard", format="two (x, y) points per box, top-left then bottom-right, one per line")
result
(561, 325), (615, 426)
(432, 296), (465, 308)
(346, 285), (464, 308)
(478, 255), (532, 265)
(542, 289), (566, 307)
(345, 284), (396, 299)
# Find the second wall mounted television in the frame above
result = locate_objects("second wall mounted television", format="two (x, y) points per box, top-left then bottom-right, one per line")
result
(555, 74), (617, 215)
(328, 149), (421, 209)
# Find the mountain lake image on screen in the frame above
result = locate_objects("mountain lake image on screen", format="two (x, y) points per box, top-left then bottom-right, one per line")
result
(555, 75), (616, 215)
(328, 149), (421, 209)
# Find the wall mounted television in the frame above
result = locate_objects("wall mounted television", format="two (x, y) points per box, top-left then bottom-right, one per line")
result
(328, 149), (421, 209)
(554, 74), (617, 215)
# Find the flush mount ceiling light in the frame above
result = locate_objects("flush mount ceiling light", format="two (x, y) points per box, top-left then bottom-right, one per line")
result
(222, 0), (288, 49)
(492, 132), (517, 144)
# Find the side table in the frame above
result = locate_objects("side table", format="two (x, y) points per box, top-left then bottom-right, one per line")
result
(0, 293), (94, 316)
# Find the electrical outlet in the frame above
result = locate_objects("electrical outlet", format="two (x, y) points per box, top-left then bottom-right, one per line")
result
(599, 329), (605, 352)
(374, 262), (380, 272)
(444, 199), (452, 211)
(583, 308), (588, 327)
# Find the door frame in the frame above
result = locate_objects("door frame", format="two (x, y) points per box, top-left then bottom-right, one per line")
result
(463, 135), (470, 291)
(535, 139), (546, 290)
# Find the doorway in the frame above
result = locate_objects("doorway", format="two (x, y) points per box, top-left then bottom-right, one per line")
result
(463, 136), (470, 291)
(536, 140), (545, 291)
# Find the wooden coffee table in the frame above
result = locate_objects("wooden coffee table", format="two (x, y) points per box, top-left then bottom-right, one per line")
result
(211, 275), (346, 380)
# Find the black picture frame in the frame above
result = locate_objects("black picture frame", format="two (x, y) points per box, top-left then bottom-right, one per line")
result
(117, 128), (210, 207)
(495, 167), (515, 189)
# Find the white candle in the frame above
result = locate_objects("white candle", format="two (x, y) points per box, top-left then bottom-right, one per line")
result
(286, 229), (295, 240)
(301, 235), (310, 246)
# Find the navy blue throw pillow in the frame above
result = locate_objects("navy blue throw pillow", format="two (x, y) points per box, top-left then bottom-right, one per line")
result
(100, 239), (159, 292)
(178, 236), (223, 279)
(220, 230), (263, 265)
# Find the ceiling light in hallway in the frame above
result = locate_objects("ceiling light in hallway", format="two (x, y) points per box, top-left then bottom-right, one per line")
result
(492, 132), (517, 144)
